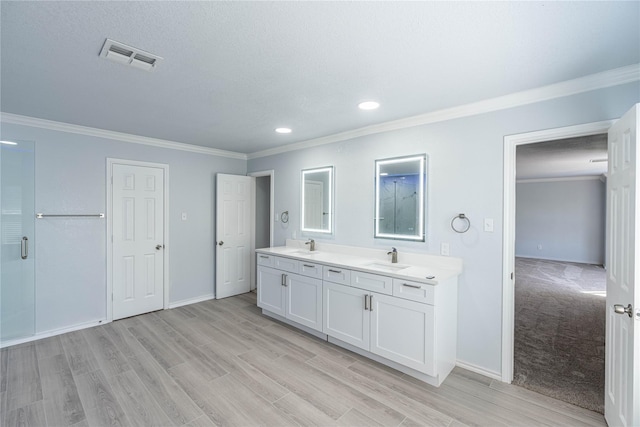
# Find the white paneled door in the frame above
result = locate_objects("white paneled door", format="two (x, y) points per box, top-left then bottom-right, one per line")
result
(605, 104), (639, 427)
(216, 174), (251, 299)
(112, 163), (165, 320)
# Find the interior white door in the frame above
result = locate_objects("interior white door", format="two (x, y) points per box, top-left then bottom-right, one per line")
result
(216, 173), (251, 299)
(605, 104), (639, 427)
(112, 164), (165, 320)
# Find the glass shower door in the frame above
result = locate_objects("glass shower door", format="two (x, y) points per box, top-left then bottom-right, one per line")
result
(0, 139), (35, 343)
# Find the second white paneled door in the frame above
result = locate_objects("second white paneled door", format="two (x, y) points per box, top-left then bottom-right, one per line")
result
(216, 173), (252, 299)
(112, 163), (165, 320)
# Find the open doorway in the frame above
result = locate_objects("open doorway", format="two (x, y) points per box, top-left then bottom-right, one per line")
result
(513, 135), (607, 413)
(249, 170), (274, 291)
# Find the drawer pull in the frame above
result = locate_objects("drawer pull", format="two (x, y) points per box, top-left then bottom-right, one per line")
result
(303, 264), (315, 268)
(259, 255), (270, 259)
(402, 283), (422, 289)
(328, 269), (342, 274)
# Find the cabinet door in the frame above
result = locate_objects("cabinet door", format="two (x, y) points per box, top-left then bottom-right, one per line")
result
(323, 282), (369, 350)
(370, 293), (435, 376)
(286, 274), (323, 332)
(257, 266), (286, 317)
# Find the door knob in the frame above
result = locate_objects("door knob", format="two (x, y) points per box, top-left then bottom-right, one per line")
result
(614, 303), (633, 318)
(218, 241), (224, 246)
(156, 244), (164, 250)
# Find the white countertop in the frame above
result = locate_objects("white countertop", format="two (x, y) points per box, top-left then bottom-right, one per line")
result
(256, 241), (462, 285)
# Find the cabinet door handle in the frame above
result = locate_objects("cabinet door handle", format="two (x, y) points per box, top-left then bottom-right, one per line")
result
(369, 295), (373, 311)
(364, 294), (369, 310)
(281, 273), (287, 286)
(21, 236), (28, 260)
(402, 283), (422, 289)
(328, 269), (342, 274)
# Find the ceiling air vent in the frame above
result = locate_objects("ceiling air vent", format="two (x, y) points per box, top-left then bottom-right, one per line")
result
(99, 39), (162, 72)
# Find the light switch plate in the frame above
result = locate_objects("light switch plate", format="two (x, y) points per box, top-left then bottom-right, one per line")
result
(441, 243), (450, 256)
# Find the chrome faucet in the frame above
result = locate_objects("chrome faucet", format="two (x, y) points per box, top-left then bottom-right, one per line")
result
(305, 239), (316, 251)
(387, 247), (398, 263)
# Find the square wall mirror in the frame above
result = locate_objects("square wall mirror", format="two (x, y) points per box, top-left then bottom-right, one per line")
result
(375, 155), (426, 241)
(301, 166), (334, 234)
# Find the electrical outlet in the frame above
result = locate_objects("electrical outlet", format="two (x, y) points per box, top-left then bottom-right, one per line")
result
(441, 243), (450, 256)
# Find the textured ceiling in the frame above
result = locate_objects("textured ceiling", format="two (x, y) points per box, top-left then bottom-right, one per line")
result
(1, 1), (639, 155)
(516, 134), (608, 180)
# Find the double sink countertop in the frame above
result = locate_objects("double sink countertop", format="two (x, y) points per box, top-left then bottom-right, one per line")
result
(256, 240), (463, 285)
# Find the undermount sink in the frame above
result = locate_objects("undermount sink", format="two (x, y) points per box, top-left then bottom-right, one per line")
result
(364, 262), (409, 273)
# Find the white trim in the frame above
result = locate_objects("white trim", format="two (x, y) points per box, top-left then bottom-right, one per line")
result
(502, 120), (614, 383)
(248, 170), (275, 291)
(516, 175), (605, 184)
(248, 64), (639, 159)
(0, 319), (106, 349)
(168, 293), (214, 309)
(456, 360), (502, 381)
(0, 112), (246, 160)
(106, 158), (170, 322)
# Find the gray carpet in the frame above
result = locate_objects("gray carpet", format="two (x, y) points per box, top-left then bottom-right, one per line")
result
(513, 257), (606, 414)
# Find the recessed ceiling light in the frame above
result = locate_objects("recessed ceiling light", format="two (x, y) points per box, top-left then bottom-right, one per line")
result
(0, 140), (17, 145)
(275, 127), (292, 134)
(358, 101), (380, 110)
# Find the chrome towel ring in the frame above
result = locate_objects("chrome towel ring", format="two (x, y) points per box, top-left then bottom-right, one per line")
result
(451, 213), (470, 233)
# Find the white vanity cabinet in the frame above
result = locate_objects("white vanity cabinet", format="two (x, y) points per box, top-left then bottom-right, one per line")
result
(257, 255), (323, 332)
(256, 248), (459, 387)
(324, 280), (437, 377)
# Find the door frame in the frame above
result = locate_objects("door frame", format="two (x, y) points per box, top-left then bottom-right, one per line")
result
(248, 169), (274, 291)
(106, 158), (170, 322)
(501, 120), (614, 382)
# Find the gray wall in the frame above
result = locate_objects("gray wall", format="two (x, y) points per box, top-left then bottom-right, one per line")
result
(0, 123), (245, 334)
(248, 82), (639, 375)
(255, 176), (271, 250)
(515, 178), (606, 264)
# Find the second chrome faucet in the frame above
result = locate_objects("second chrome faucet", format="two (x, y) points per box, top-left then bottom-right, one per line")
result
(387, 247), (398, 263)
(305, 239), (316, 251)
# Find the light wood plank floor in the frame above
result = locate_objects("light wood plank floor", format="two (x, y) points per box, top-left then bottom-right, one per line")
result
(1, 292), (607, 427)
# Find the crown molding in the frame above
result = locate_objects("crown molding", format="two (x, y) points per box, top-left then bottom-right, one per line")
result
(0, 112), (247, 160)
(247, 64), (640, 159)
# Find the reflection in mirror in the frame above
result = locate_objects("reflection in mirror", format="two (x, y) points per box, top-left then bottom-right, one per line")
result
(375, 155), (426, 241)
(301, 166), (334, 234)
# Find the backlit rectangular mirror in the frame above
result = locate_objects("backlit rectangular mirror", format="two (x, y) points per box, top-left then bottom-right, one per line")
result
(375, 155), (426, 241)
(301, 166), (334, 234)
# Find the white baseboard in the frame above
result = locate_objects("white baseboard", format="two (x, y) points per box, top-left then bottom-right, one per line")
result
(456, 359), (502, 381)
(168, 293), (214, 309)
(0, 318), (107, 349)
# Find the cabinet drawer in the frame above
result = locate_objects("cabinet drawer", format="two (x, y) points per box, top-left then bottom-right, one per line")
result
(299, 261), (324, 279)
(274, 256), (299, 273)
(351, 271), (392, 295)
(323, 266), (351, 285)
(392, 279), (434, 305)
(257, 253), (275, 267)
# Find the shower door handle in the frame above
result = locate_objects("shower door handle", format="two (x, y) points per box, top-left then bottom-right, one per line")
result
(21, 236), (28, 259)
